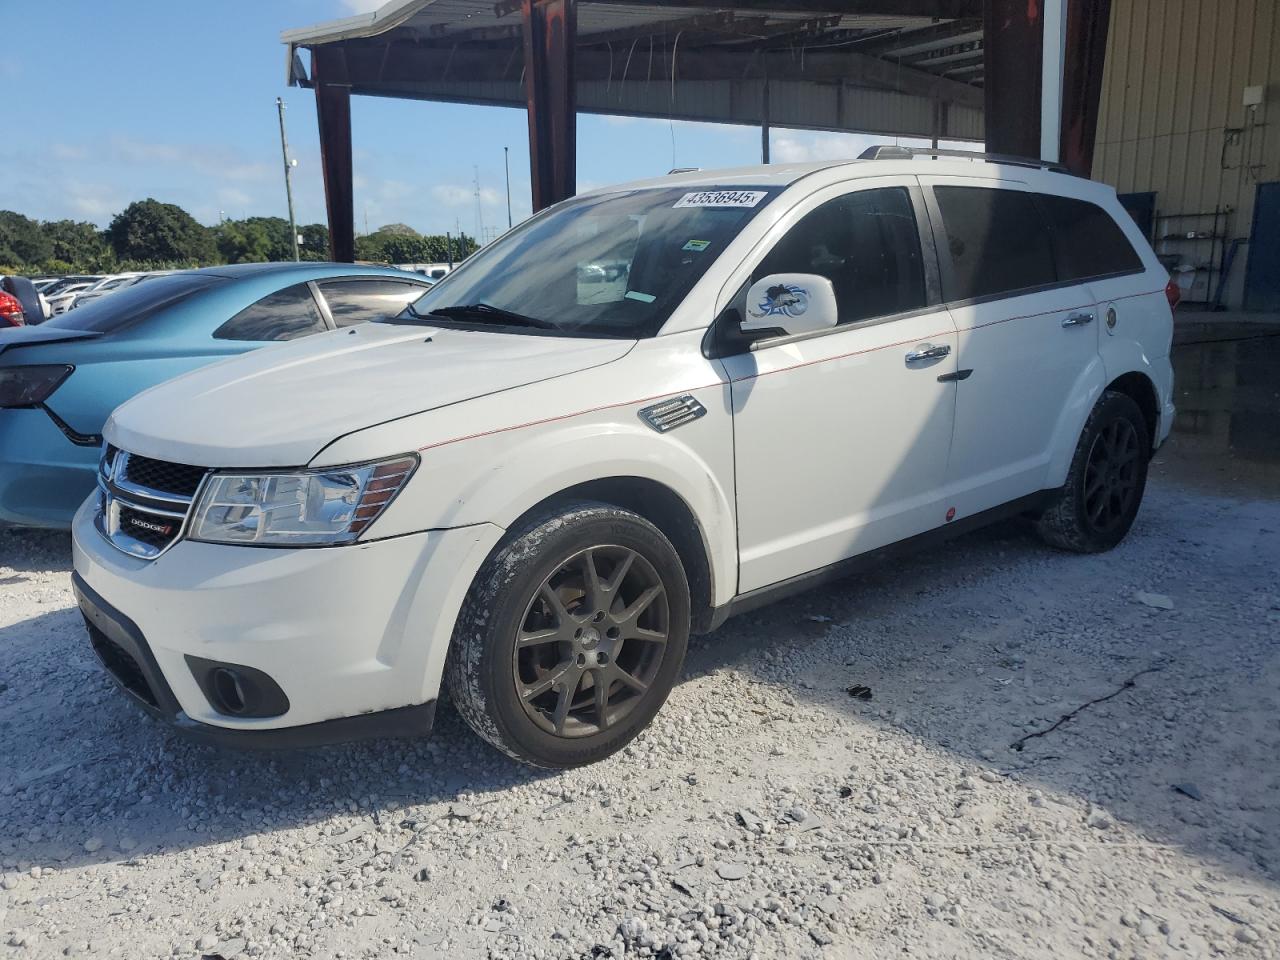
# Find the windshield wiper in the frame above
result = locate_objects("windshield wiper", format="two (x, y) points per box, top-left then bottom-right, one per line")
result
(392, 302), (433, 323)
(425, 303), (560, 331)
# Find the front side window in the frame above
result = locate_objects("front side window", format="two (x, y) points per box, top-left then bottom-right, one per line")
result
(318, 279), (426, 328)
(752, 187), (926, 325)
(213, 283), (328, 342)
(934, 187), (1057, 302)
(1038, 194), (1145, 281)
(399, 186), (780, 339)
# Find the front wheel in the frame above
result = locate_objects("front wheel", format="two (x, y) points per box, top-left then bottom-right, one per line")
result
(1036, 390), (1151, 553)
(446, 501), (690, 768)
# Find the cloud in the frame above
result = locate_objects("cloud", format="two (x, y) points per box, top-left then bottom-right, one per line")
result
(772, 131), (879, 164)
(106, 137), (273, 182)
(430, 184), (502, 208)
(65, 183), (129, 221)
(340, 0), (385, 12)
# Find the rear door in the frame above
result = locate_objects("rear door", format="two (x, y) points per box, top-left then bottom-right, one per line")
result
(920, 177), (1099, 516)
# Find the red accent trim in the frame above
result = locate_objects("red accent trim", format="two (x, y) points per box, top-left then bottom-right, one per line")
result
(417, 384), (722, 452)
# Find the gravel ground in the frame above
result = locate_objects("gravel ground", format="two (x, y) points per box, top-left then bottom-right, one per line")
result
(1, 465), (1278, 960)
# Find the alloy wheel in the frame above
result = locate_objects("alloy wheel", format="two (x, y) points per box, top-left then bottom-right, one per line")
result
(1083, 417), (1140, 533)
(512, 546), (669, 738)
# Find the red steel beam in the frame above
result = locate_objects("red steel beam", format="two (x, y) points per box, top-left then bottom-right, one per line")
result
(1060, 0), (1112, 176)
(522, 0), (577, 212)
(312, 46), (356, 262)
(983, 0), (1043, 159)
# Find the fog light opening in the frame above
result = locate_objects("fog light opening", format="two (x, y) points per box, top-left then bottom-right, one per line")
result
(211, 667), (248, 715)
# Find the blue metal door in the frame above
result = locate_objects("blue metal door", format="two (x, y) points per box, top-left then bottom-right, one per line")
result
(1244, 182), (1280, 312)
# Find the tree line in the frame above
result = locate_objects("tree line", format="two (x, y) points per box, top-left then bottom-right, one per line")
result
(0, 199), (478, 275)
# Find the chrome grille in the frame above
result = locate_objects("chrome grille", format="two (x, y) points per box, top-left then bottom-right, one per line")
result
(96, 448), (207, 559)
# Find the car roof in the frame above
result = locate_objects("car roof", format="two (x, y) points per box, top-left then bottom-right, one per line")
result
(176, 262), (421, 280)
(588, 157), (1116, 204)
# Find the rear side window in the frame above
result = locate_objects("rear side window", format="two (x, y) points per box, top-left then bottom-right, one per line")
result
(1038, 194), (1145, 281)
(753, 187), (926, 325)
(934, 187), (1057, 302)
(44, 274), (224, 333)
(213, 283), (328, 342)
(317, 279), (426, 328)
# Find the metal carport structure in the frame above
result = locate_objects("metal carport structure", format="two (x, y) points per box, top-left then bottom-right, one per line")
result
(282, 0), (1113, 262)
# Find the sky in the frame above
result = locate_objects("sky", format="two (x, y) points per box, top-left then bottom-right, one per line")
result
(0, 0), (972, 239)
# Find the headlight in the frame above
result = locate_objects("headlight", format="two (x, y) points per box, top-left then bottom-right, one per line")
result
(190, 455), (418, 546)
(0, 365), (73, 408)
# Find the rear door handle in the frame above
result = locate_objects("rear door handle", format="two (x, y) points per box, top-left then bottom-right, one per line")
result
(1062, 312), (1094, 328)
(905, 343), (952, 365)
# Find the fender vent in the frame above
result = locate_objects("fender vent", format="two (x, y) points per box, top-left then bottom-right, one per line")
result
(639, 395), (707, 434)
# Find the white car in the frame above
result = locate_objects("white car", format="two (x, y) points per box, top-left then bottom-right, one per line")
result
(68, 272), (159, 310)
(72, 150), (1176, 767)
(45, 280), (100, 316)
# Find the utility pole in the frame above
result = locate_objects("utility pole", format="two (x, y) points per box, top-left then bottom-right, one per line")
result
(473, 165), (485, 245)
(504, 146), (513, 230)
(276, 97), (300, 261)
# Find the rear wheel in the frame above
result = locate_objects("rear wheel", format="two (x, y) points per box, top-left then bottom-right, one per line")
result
(1036, 390), (1151, 553)
(446, 501), (690, 768)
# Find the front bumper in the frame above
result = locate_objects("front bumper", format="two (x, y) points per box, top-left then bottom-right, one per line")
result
(0, 407), (99, 528)
(72, 497), (503, 745)
(73, 571), (437, 747)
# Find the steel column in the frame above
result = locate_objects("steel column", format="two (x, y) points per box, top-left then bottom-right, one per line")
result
(983, 0), (1043, 159)
(1060, 0), (1112, 176)
(522, 0), (577, 212)
(312, 46), (355, 262)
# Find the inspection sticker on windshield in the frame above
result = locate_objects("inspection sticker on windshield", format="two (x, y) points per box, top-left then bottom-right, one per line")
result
(673, 190), (767, 209)
(682, 239), (711, 252)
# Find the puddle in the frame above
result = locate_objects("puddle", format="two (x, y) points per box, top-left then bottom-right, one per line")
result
(1161, 328), (1280, 499)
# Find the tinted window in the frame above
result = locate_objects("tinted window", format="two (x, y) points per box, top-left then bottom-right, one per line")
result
(934, 187), (1057, 301)
(213, 283), (328, 342)
(753, 187), (926, 325)
(44, 274), (224, 333)
(1039, 194), (1144, 281)
(318, 279), (425, 328)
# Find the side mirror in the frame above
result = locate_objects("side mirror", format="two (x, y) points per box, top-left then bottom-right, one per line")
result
(741, 273), (838, 338)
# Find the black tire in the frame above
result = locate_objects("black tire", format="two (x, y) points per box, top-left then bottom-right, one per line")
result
(446, 500), (690, 768)
(1036, 390), (1151, 553)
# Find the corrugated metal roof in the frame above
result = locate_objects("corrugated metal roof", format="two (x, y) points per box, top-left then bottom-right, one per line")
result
(282, 0), (986, 141)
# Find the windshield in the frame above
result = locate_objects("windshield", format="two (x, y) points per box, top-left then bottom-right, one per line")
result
(397, 186), (779, 338)
(44, 274), (223, 333)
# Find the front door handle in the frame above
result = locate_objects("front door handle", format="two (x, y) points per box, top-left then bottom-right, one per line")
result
(1062, 312), (1094, 328)
(905, 343), (952, 365)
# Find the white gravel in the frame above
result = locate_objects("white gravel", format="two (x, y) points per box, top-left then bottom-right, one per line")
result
(2, 469), (1278, 959)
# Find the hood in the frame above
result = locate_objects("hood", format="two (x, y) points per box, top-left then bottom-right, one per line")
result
(0, 326), (100, 355)
(106, 322), (634, 467)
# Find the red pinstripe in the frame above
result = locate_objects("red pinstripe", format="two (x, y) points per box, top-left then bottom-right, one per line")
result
(415, 287), (1167, 452)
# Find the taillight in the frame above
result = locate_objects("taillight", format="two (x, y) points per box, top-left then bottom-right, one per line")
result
(1165, 278), (1181, 312)
(0, 291), (24, 327)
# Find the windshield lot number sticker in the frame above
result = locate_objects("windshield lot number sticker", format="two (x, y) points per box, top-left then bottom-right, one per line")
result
(674, 191), (766, 209)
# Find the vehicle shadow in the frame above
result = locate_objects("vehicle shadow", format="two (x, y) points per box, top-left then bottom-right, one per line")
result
(0, 526), (71, 574)
(1, 495), (1276, 904)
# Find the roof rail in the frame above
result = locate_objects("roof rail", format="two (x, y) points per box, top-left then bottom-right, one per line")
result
(857, 145), (1075, 176)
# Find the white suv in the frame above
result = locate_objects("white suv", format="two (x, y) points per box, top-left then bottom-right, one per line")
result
(72, 150), (1175, 767)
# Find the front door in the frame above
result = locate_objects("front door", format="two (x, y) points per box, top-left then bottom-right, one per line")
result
(722, 182), (960, 594)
